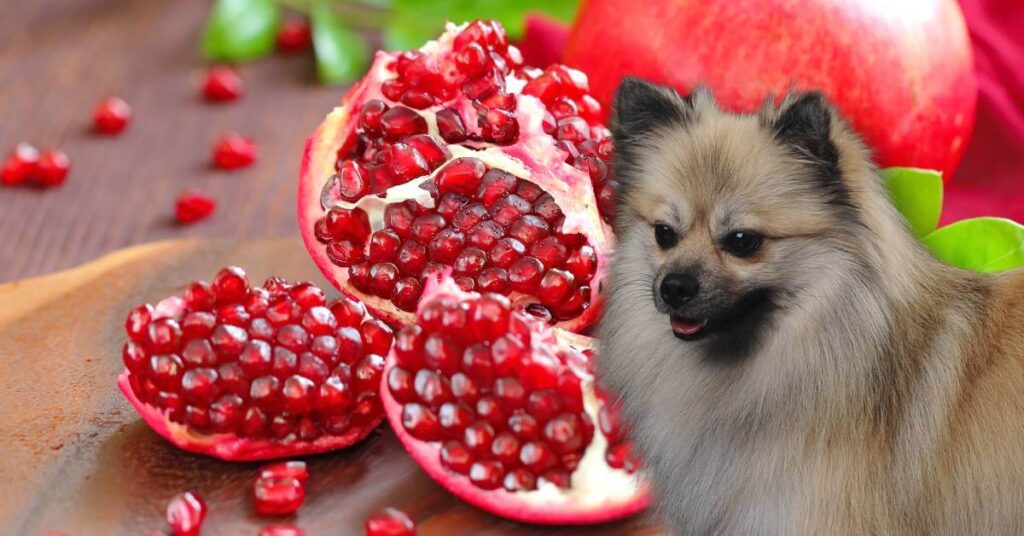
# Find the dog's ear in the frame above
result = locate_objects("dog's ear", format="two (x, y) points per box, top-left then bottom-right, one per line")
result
(611, 77), (693, 138)
(610, 78), (696, 199)
(771, 92), (845, 203)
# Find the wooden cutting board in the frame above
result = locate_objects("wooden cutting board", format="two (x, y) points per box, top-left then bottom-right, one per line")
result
(0, 238), (660, 536)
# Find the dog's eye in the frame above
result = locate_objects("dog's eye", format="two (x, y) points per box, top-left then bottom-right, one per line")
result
(722, 230), (763, 257)
(654, 223), (678, 249)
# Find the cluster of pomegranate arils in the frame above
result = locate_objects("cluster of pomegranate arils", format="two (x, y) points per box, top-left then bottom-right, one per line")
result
(312, 20), (612, 322)
(122, 267), (391, 447)
(0, 142), (70, 189)
(387, 292), (602, 492)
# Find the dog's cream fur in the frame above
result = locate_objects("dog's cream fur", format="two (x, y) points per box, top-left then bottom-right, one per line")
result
(600, 79), (1024, 535)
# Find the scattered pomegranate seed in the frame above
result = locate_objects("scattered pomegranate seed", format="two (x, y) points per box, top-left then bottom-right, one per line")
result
(254, 475), (305, 515)
(175, 191), (216, 224)
(202, 66), (244, 102)
(1, 143), (39, 186)
(364, 507), (415, 536)
(277, 18), (312, 53)
(93, 96), (132, 134)
(212, 132), (257, 170)
(259, 526), (305, 536)
(36, 149), (71, 187)
(166, 491), (207, 536)
(259, 460), (309, 485)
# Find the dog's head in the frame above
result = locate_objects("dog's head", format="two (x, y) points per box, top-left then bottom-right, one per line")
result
(609, 78), (873, 360)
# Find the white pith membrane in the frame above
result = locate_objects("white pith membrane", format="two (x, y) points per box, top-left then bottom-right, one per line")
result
(298, 22), (613, 333)
(119, 289), (386, 462)
(379, 277), (648, 524)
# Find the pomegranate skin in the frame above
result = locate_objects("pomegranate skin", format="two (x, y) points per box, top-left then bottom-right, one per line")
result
(564, 0), (977, 180)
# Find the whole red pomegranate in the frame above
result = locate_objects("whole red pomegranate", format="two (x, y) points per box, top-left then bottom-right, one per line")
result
(298, 21), (616, 333)
(564, 0), (977, 180)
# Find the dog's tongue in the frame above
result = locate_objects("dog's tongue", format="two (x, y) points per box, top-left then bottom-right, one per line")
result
(671, 317), (708, 336)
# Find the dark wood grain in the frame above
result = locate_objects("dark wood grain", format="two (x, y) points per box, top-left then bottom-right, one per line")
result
(0, 0), (344, 282)
(0, 238), (660, 535)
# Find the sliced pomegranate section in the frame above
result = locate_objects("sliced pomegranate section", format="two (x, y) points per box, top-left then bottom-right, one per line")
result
(118, 267), (391, 461)
(298, 21), (617, 333)
(380, 276), (648, 524)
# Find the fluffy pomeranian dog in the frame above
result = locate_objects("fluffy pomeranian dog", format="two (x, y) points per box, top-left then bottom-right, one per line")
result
(600, 78), (1024, 535)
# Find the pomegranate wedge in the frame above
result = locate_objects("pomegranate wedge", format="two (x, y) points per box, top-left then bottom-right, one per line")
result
(299, 20), (616, 332)
(118, 267), (390, 461)
(380, 276), (649, 524)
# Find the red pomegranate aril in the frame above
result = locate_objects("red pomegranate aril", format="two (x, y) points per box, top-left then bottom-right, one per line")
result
(476, 267), (509, 293)
(530, 237), (568, 269)
(166, 491), (206, 536)
(277, 17), (311, 52)
(325, 207), (372, 243)
(369, 229), (402, 262)
(564, 245), (597, 282)
(538, 269), (574, 305)
(392, 277), (423, 312)
(400, 89), (435, 109)
(428, 228), (465, 263)
(480, 109), (518, 144)
(209, 394), (244, 431)
(508, 256), (545, 293)
(455, 42), (489, 75)
(253, 476), (305, 515)
(435, 157), (485, 196)
(476, 169), (518, 207)
(532, 194), (563, 225)
(508, 413), (540, 441)
(387, 366), (416, 402)
(365, 507), (416, 536)
(503, 468), (538, 492)
(491, 432), (521, 466)
(93, 96), (131, 134)
(414, 369), (453, 407)
(543, 414), (587, 455)
(395, 240), (428, 275)
(361, 319), (394, 356)
(436, 193), (469, 220)
(411, 213), (446, 243)
(212, 132), (257, 170)
(180, 367), (220, 404)
(387, 143), (430, 181)
(440, 440), (473, 474)
(452, 203), (487, 231)
(507, 215), (549, 246)
(469, 459), (504, 490)
(467, 221), (504, 250)
(405, 134), (450, 170)
(381, 79), (406, 101)
(403, 403), (442, 440)
(259, 525), (304, 536)
(597, 182), (618, 221)
(35, 149), (70, 187)
(359, 100), (389, 133)
(463, 421), (496, 456)
(336, 160), (369, 201)
(369, 263), (400, 297)
(435, 108), (468, 143)
(202, 66), (243, 102)
(488, 238), (526, 269)
(380, 106), (428, 141)
(1, 143), (39, 186)
(175, 191), (216, 224)
(490, 195), (531, 227)
(556, 117), (590, 144)
(453, 248), (487, 276)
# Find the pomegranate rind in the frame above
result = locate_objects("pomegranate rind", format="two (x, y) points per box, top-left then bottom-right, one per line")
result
(118, 372), (382, 461)
(378, 277), (649, 524)
(298, 25), (612, 333)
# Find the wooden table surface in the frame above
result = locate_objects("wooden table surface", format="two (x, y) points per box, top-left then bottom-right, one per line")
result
(0, 0), (342, 282)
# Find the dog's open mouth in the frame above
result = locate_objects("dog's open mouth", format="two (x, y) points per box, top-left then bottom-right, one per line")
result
(670, 316), (709, 340)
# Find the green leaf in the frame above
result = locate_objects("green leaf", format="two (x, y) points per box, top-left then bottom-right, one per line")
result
(880, 167), (943, 239)
(310, 1), (369, 84)
(383, 0), (579, 51)
(922, 217), (1024, 273)
(201, 0), (281, 62)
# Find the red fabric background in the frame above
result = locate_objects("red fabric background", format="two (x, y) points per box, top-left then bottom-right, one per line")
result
(945, 0), (1024, 224)
(525, 1), (1024, 225)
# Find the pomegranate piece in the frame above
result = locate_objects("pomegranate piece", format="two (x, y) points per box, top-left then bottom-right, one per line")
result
(166, 491), (206, 536)
(298, 21), (613, 333)
(1, 143), (40, 186)
(259, 526), (304, 536)
(175, 191), (217, 224)
(212, 132), (257, 170)
(202, 66), (244, 102)
(277, 18), (312, 53)
(117, 266), (389, 461)
(93, 96), (132, 134)
(364, 507), (415, 536)
(381, 277), (648, 524)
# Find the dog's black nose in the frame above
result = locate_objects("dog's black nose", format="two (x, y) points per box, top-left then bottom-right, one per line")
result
(660, 273), (699, 307)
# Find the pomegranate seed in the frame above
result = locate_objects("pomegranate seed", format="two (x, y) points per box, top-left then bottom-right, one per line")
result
(359, 100), (389, 133)
(402, 403), (442, 440)
(175, 191), (216, 224)
(325, 206), (372, 243)
(435, 108), (467, 143)
(253, 476), (305, 515)
(564, 245), (597, 282)
(202, 66), (243, 102)
(490, 195), (531, 227)
(369, 229), (402, 262)
(392, 277), (423, 312)
(491, 432), (521, 466)
(477, 267), (509, 293)
(35, 149), (70, 187)
(388, 366), (416, 402)
(469, 459), (503, 490)
(277, 18), (312, 53)
(386, 143), (429, 181)
(480, 108), (518, 144)
(93, 96), (131, 134)
(327, 240), (365, 266)
(538, 269), (574, 305)
(556, 116), (590, 143)
(476, 169), (518, 207)
(455, 42), (489, 75)
(381, 79), (406, 101)
(463, 421), (496, 456)
(400, 89), (435, 109)
(337, 160), (368, 201)
(466, 221), (503, 250)
(411, 213), (446, 243)
(530, 237), (568, 268)
(380, 106), (428, 141)
(428, 228), (465, 263)
(507, 215), (550, 246)
(440, 440), (473, 474)
(384, 203), (415, 239)
(489, 237), (526, 268)
(1, 143), (39, 186)
(166, 491), (206, 536)
(519, 441), (558, 473)
(405, 134), (450, 170)
(435, 157), (486, 196)
(365, 508), (415, 536)
(212, 132), (257, 170)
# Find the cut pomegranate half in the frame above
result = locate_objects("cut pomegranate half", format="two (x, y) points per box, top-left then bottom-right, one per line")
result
(298, 20), (618, 333)
(380, 276), (648, 524)
(118, 267), (391, 461)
